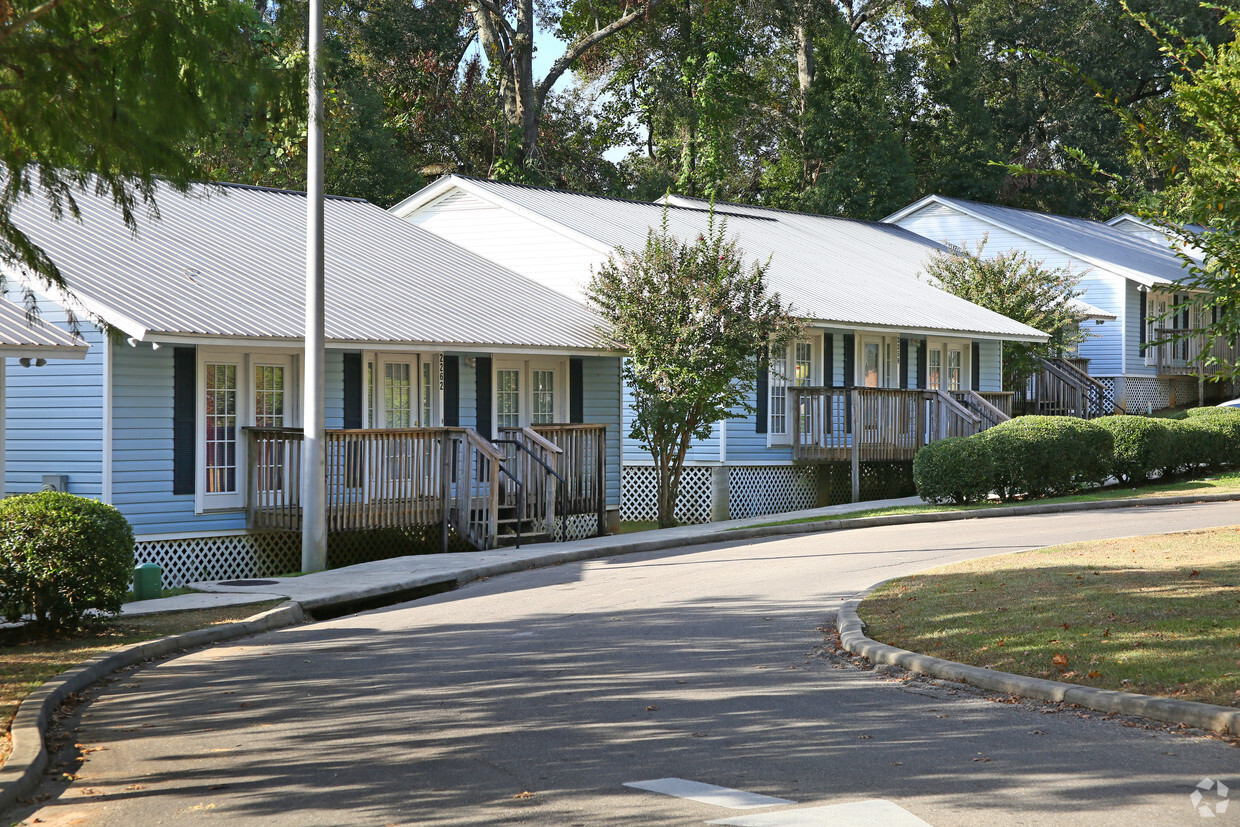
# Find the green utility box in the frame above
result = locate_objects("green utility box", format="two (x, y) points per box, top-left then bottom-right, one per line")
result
(132, 563), (163, 601)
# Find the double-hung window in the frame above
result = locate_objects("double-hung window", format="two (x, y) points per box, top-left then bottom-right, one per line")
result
(492, 359), (565, 435)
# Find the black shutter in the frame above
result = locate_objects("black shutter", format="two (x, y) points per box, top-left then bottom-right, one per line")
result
(971, 342), (981, 390)
(824, 334), (834, 387)
(916, 339), (927, 389)
(342, 352), (363, 429)
(443, 356), (459, 426)
(898, 338), (909, 389)
(842, 334), (855, 388)
(172, 346), (196, 496)
(475, 356), (492, 437)
(570, 357), (584, 423)
(755, 353), (768, 434)
(1139, 290), (1147, 355)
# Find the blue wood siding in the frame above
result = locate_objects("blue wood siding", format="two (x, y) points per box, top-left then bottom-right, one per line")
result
(978, 339), (1002, 391)
(1076, 273), (1126, 376)
(113, 343), (239, 535)
(581, 356), (622, 508)
(325, 350), (345, 428)
(4, 305), (103, 497)
(1123, 281), (1158, 377)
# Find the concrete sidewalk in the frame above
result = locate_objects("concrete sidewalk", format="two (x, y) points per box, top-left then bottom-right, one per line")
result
(124, 495), (925, 617)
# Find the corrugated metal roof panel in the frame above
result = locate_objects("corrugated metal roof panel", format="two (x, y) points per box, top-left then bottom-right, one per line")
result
(445, 177), (1047, 340)
(6, 181), (610, 351)
(0, 298), (87, 353)
(932, 196), (1195, 287)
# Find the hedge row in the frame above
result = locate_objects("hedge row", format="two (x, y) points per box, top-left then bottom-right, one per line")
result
(913, 408), (1240, 504)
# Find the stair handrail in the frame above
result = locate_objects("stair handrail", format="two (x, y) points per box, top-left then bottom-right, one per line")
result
(951, 389), (1010, 430)
(1038, 357), (1123, 416)
(496, 464), (524, 548)
(458, 428), (506, 549)
(492, 438), (569, 543)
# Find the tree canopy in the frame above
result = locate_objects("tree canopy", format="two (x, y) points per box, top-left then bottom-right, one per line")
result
(1, 0), (278, 302)
(587, 213), (798, 526)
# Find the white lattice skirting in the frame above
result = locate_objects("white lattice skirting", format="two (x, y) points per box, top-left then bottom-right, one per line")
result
(728, 466), (817, 520)
(134, 532), (301, 589)
(621, 466), (715, 523)
(621, 464), (819, 524)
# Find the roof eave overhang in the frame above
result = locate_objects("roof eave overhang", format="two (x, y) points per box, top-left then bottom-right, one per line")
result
(140, 331), (624, 357)
(802, 318), (1049, 343)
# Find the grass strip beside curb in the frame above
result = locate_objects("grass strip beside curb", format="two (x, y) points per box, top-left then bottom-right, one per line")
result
(837, 591), (1240, 735)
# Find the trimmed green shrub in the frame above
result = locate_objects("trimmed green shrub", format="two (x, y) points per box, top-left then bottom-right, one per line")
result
(981, 416), (1113, 500)
(0, 492), (134, 628)
(1184, 406), (1240, 419)
(913, 437), (994, 504)
(1093, 416), (1172, 484)
(1181, 412), (1240, 469)
(1160, 419), (1211, 476)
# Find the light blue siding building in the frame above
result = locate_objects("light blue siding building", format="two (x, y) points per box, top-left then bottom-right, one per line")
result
(887, 195), (1231, 412)
(3, 181), (624, 585)
(394, 177), (1046, 523)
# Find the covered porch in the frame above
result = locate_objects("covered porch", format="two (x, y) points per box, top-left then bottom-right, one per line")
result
(243, 423), (607, 551)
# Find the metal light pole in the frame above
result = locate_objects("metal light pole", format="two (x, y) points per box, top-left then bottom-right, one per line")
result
(301, 0), (327, 572)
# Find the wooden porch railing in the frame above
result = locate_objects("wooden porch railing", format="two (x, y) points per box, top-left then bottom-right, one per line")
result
(245, 423), (607, 550)
(1151, 327), (1236, 376)
(789, 388), (984, 462)
(530, 423), (608, 537)
(245, 426), (505, 550)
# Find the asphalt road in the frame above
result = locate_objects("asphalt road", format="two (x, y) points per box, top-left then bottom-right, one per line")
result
(15, 503), (1240, 826)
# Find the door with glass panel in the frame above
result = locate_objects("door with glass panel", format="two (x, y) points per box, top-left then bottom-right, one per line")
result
(366, 355), (436, 501)
(494, 361), (561, 434)
(252, 357), (293, 501)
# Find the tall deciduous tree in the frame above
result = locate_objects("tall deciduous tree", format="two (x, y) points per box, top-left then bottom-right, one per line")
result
(924, 240), (1088, 389)
(588, 213), (798, 527)
(468, 0), (670, 170)
(1, 0), (276, 301)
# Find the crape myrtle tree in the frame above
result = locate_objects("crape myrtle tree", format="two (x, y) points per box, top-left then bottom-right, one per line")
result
(923, 239), (1088, 390)
(0, 0), (279, 309)
(588, 212), (798, 528)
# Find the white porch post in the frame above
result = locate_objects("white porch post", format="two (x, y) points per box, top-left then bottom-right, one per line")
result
(301, 0), (327, 572)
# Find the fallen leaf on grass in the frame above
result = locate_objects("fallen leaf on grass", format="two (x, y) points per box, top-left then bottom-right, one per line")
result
(1051, 653), (1070, 668)
(1088, 670), (1102, 679)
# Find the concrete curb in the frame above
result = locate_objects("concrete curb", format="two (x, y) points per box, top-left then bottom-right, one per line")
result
(0, 602), (307, 813)
(836, 587), (1240, 735)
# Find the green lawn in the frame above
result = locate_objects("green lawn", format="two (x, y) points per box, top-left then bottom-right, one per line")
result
(859, 529), (1240, 706)
(735, 471), (1240, 529)
(0, 601), (282, 763)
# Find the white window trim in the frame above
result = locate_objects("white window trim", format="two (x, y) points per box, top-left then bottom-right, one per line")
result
(364, 351), (442, 428)
(195, 346), (301, 514)
(925, 338), (971, 392)
(492, 358), (568, 437)
(767, 334), (823, 447)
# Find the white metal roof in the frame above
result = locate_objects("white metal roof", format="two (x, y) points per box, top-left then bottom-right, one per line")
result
(886, 195), (1196, 288)
(4, 180), (613, 353)
(0, 297), (87, 357)
(395, 177), (1048, 342)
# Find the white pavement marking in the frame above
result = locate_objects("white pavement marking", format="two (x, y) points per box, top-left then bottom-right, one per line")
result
(707, 799), (931, 826)
(623, 778), (795, 810)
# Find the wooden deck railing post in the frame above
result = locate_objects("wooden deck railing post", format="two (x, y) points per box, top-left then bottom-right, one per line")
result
(850, 390), (861, 503)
